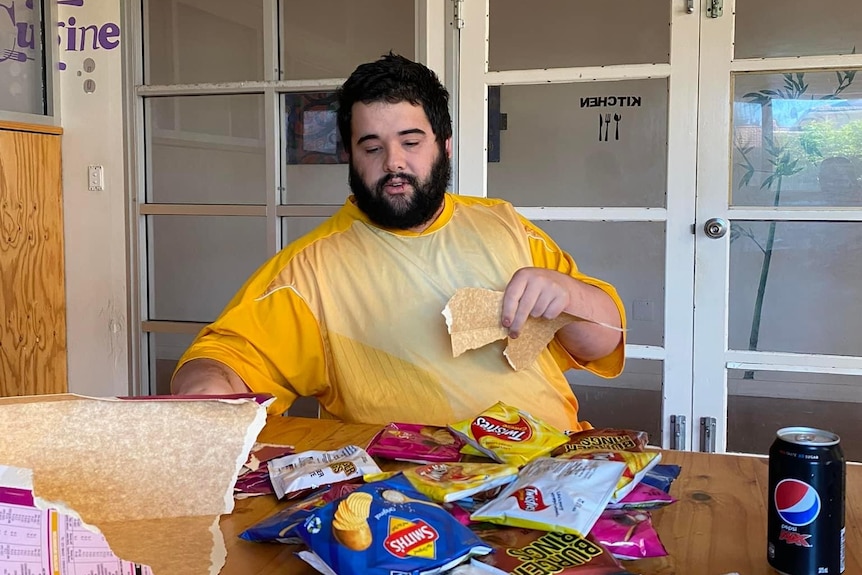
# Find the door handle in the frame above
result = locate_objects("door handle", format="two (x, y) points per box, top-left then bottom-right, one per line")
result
(703, 218), (728, 239)
(687, 0), (694, 14)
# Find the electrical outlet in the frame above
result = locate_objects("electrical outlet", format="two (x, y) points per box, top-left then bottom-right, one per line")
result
(88, 165), (104, 191)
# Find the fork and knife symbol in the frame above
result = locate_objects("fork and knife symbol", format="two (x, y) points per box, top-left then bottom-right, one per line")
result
(598, 113), (622, 141)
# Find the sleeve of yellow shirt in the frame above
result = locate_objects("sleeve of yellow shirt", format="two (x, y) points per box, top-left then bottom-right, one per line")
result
(174, 286), (329, 415)
(520, 216), (627, 379)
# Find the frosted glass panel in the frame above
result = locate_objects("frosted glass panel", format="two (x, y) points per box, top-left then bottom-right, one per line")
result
(0, 0), (45, 114)
(727, 369), (862, 461)
(568, 359), (663, 443)
(145, 0), (265, 84)
(732, 71), (862, 208)
(147, 95), (266, 204)
(537, 221), (665, 348)
(148, 215), (268, 322)
(281, 0), (414, 80)
(729, 221), (862, 356)
(735, 0), (862, 59)
(489, 0), (669, 71)
(488, 80), (668, 207)
(281, 217), (329, 244)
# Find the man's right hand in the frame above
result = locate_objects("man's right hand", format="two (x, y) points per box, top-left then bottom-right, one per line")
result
(171, 358), (251, 395)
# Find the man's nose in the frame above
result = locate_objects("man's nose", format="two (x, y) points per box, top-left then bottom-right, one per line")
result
(383, 146), (406, 173)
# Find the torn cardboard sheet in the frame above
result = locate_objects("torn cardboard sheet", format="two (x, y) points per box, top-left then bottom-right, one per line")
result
(442, 287), (621, 371)
(0, 394), (267, 575)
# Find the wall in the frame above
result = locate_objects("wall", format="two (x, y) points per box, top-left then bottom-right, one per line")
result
(58, 0), (128, 397)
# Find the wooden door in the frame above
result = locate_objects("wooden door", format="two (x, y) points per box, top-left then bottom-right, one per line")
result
(0, 122), (66, 396)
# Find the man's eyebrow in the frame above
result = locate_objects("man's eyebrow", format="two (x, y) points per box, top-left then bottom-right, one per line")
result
(355, 128), (428, 146)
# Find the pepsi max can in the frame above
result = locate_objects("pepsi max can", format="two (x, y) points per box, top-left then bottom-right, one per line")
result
(767, 427), (845, 575)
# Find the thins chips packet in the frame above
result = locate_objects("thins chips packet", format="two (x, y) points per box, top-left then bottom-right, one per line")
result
(403, 462), (519, 503)
(470, 526), (635, 575)
(589, 510), (669, 560)
(448, 402), (569, 467)
(366, 423), (466, 464)
(297, 475), (491, 575)
(552, 428), (648, 457)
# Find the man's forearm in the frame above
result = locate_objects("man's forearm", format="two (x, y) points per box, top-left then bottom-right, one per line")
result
(171, 358), (250, 395)
(558, 281), (623, 362)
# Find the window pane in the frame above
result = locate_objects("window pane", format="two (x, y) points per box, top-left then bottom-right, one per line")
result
(149, 332), (196, 395)
(539, 221), (665, 348)
(488, 80), (668, 208)
(147, 95), (266, 204)
(735, 0), (862, 59)
(281, 216), (329, 244)
(568, 359), (663, 444)
(489, 0), (669, 71)
(732, 71), (862, 208)
(729, 221), (862, 356)
(727, 369), (862, 461)
(148, 215), (268, 322)
(281, 0), (414, 80)
(0, 0), (45, 114)
(281, 92), (350, 204)
(145, 0), (265, 84)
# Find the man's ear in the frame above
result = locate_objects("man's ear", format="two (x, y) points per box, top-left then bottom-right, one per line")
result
(445, 137), (453, 158)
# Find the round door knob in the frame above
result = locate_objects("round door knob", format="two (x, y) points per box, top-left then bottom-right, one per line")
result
(704, 218), (728, 239)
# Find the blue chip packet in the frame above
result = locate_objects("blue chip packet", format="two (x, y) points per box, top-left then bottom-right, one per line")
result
(297, 475), (491, 575)
(640, 464), (681, 493)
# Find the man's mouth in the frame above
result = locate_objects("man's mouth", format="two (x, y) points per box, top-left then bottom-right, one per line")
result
(383, 178), (412, 195)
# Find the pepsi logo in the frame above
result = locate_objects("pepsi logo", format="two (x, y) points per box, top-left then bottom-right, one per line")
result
(774, 479), (821, 526)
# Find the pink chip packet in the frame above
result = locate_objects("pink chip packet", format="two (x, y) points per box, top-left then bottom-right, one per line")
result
(605, 482), (677, 511)
(589, 509), (668, 560)
(366, 422), (466, 464)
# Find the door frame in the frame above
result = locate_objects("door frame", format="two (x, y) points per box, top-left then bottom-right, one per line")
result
(455, 0), (701, 449)
(692, 0), (862, 452)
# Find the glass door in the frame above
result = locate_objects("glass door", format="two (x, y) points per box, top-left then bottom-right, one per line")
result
(693, 0), (862, 459)
(457, 0), (700, 448)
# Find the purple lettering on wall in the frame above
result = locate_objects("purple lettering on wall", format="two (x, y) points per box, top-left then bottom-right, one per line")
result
(1, 0), (120, 71)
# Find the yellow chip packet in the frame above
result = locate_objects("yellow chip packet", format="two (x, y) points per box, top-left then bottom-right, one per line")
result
(403, 462), (519, 503)
(448, 402), (569, 467)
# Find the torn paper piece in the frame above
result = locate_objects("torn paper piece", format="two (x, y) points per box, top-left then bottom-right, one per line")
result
(443, 287), (622, 371)
(0, 394), (267, 575)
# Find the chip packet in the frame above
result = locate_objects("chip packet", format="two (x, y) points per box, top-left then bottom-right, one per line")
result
(469, 457), (626, 536)
(239, 483), (360, 544)
(296, 475), (491, 575)
(605, 481), (677, 511)
(234, 442), (296, 498)
(403, 462), (519, 503)
(448, 402), (569, 467)
(589, 510), (668, 560)
(366, 423), (466, 464)
(640, 464), (682, 493)
(268, 445), (382, 499)
(552, 428), (648, 457)
(469, 525), (636, 575)
(555, 450), (662, 503)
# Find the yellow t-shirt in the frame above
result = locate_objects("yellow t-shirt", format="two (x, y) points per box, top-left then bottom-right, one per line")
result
(175, 194), (626, 431)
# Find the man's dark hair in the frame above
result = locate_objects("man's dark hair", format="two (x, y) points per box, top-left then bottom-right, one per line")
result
(336, 53), (452, 152)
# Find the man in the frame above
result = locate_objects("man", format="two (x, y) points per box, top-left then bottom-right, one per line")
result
(172, 54), (625, 432)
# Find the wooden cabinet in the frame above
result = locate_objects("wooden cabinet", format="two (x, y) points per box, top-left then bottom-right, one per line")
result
(0, 121), (66, 396)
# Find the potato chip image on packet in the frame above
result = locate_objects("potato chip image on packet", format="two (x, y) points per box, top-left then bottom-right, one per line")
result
(448, 402), (569, 467)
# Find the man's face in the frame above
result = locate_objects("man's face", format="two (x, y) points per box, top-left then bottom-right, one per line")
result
(348, 101), (452, 230)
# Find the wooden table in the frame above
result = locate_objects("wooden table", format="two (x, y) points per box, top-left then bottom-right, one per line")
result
(219, 416), (861, 574)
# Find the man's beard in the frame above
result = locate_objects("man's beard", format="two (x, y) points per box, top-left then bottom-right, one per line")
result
(349, 150), (451, 230)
